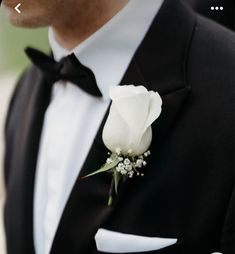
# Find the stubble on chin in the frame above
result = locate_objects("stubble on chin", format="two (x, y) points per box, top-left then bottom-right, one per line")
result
(2, 3), (53, 28)
(2, 0), (80, 28)
(5, 16), (49, 28)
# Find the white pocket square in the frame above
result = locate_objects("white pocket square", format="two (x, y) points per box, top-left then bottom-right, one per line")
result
(95, 228), (178, 253)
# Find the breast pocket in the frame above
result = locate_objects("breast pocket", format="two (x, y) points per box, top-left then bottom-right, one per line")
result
(94, 228), (180, 254)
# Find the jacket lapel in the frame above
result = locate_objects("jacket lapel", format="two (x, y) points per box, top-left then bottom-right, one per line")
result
(4, 67), (53, 254)
(50, 1), (196, 252)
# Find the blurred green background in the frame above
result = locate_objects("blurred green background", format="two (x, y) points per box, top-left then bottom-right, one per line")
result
(0, 10), (49, 76)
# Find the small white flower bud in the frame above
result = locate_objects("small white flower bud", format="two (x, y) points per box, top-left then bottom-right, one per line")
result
(125, 165), (132, 171)
(117, 163), (125, 170)
(115, 147), (121, 155)
(120, 169), (127, 175)
(124, 158), (131, 165)
(106, 158), (113, 164)
(116, 166), (121, 172)
(128, 171), (134, 178)
(136, 159), (143, 168)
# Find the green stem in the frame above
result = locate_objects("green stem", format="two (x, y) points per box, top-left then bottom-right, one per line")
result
(107, 177), (114, 206)
(108, 196), (113, 207)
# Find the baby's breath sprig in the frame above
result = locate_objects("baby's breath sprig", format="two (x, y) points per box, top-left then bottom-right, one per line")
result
(82, 147), (151, 206)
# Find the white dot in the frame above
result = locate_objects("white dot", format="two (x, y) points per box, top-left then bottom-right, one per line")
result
(215, 6), (219, 10)
(211, 6), (214, 10)
(220, 6), (223, 10)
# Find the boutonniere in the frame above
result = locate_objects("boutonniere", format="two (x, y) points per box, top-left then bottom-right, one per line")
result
(82, 85), (162, 206)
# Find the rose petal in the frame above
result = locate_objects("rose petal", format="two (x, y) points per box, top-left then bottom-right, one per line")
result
(142, 91), (162, 133)
(132, 127), (152, 155)
(102, 104), (132, 154)
(110, 85), (148, 100)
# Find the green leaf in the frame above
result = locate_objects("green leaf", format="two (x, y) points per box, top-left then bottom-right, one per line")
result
(81, 154), (119, 178)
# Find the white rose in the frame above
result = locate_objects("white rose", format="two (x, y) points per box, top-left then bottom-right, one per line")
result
(102, 85), (162, 155)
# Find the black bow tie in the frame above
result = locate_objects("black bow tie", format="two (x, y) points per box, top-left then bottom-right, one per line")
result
(25, 47), (102, 97)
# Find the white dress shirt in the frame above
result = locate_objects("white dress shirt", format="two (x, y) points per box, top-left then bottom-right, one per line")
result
(33, 1), (164, 254)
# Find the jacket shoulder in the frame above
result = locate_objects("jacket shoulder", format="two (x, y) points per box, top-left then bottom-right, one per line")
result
(5, 66), (38, 134)
(188, 14), (235, 81)
(186, 14), (235, 102)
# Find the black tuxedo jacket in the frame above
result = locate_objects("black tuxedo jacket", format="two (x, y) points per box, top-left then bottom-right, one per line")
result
(4, 0), (235, 253)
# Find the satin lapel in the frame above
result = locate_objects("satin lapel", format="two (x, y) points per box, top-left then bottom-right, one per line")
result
(51, 0), (196, 253)
(4, 67), (51, 254)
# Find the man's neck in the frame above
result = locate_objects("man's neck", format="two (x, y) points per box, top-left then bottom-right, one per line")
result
(51, 0), (129, 50)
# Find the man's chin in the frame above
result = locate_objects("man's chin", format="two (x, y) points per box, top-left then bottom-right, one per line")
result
(3, 8), (47, 28)
(2, 2), (50, 28)
(4, 14), (31, 28)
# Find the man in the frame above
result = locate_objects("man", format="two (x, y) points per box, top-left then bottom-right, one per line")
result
(2, 0), (234, 253)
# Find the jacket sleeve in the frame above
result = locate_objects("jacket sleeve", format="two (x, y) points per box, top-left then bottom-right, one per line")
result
(4, 70), (27, 186)
(4, 70), (27, 137)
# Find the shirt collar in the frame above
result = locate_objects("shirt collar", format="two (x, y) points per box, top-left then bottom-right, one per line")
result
(49, 0), (164, 99)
